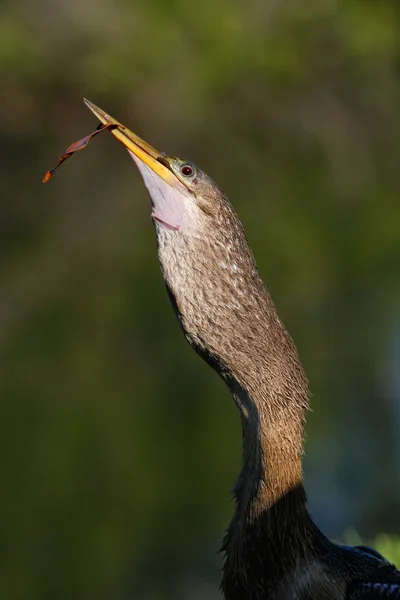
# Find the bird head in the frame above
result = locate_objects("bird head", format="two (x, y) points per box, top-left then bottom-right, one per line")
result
(84, 98), (234, 234)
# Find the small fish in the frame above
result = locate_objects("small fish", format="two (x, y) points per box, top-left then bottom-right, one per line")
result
(42, 122), (116, 183)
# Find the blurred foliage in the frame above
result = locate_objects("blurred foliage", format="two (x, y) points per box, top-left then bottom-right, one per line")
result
(345, 531), (400, 568)
(1, 0), (400, 598)
(375, 535), (400, 568)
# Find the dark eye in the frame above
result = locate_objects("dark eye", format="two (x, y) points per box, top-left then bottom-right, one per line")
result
(181, 164), (194, 177)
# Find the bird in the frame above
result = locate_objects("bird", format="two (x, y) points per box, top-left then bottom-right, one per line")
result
(83, 99), (400, 600)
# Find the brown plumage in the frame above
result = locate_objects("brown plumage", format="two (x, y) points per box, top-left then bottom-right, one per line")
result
(83, 100), (400, 600)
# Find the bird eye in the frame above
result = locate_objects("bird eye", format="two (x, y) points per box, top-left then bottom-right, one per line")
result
(181, 164), (194, 177)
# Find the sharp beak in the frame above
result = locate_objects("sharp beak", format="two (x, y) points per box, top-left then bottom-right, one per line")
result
(84, 99), (189, 230)
(83, 98), (178, 187)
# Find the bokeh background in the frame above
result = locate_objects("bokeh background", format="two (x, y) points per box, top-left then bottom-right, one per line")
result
(1, 0), (400, 598)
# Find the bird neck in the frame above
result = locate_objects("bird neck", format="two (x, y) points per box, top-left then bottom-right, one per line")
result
(154, 220), (311, 554)
(229, 377), (306, 521)
(217, 310), (311, 579)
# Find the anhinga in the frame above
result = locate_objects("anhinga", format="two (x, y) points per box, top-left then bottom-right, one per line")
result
(83, 99), (400, 600)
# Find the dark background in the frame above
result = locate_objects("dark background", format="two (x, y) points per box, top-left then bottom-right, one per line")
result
(1, 0), (400, 598)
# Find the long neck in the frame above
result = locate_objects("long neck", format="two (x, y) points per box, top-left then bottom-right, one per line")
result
(223, 319), (309, 523)
(230, 380), (305, 517)
(154, 218), (314, 586)
(156, 221), (310, 507)
(211, 288), (314, 597)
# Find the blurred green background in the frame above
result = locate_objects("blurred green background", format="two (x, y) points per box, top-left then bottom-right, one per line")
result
(1, 0), (400, 598)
